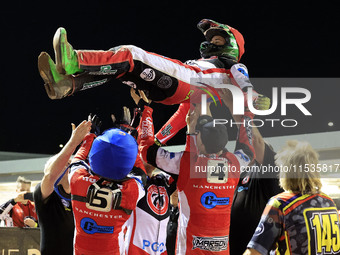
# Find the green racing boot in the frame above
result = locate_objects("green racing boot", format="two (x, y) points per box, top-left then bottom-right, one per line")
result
(38, 52), (74, 99)
(38, 52), (112, 99)
(53, 27), (83, 75)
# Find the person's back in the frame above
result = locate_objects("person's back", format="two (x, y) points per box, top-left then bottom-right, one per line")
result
(69, 128), (144, 255)
(280, 192), (339, 254)
(140, 107), (255, 255)
(70, 165), (141, 255)
(176, 151), (241, 255)
(245, 140), (340, 255)
(249, 191), (340, 254)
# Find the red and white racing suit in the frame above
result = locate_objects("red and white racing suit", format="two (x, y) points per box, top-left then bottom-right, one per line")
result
(125, 173), (176, 255)
(75, 45), (252, 105)
(69, 134), (145, 255)
(139, 106), (255, 255)
(121, 103), (177, 255)
(76, 45), (253, 145)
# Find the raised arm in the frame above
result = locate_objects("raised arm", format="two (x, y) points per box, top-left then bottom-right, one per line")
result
(220, 88), (271, 165)
(138, 102), (183, 175)
(219, 88), (256, 165)
(155, 103), (190, 145)
(40, 120), (91, 200)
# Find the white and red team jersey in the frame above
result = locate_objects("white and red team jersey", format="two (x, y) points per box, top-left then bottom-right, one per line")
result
(125, 173), (176, 255)
(124, 104), (176, 255)
(68, 134), (145, 255)
(139, 107), (255, 255)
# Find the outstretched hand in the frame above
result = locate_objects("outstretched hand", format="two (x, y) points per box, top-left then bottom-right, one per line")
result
(70, 120), (92, 145)
(111, 106), (131, 126)
(130, 88), (151, 106)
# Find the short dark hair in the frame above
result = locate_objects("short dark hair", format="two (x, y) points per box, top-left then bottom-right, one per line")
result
(195, 115), (228, 154)
(16, 176), (31, 185)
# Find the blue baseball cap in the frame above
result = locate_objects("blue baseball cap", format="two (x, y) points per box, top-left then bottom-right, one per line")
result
(89, 128), (138, 180)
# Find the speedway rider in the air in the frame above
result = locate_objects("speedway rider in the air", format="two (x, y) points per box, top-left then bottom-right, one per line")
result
(38, 19), (253, 105)
(38, 19), (264, 146)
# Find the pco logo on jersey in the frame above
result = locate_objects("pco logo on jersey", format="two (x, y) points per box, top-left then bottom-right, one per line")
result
(143, 240), (165, 253)
(200, 192), (229, 209)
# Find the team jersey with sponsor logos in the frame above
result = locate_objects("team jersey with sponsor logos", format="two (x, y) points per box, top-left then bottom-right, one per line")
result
(175, 147), (244, 255)
(139, 106), (255, 255)
(68, 133), (145, 255)
(69, 164), (145, 255)
(248, 192), (340, 255)
(125, 173), (176, 255)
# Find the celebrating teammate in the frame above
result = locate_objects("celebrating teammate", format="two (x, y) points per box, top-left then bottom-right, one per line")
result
(123, 89), (177, 255)
(138, 99), (255, 254)
(68, 126), (145, 254)
(37, 19), (253, 106)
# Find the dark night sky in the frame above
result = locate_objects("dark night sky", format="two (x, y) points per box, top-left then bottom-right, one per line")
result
(1, 0), (339, 154)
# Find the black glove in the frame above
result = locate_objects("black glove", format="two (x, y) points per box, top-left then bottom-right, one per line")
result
(111, 107), (138, 139)
(89, 113), (102, 136)
(151, 173), (168, 187)
(111, 106), (131, 126)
